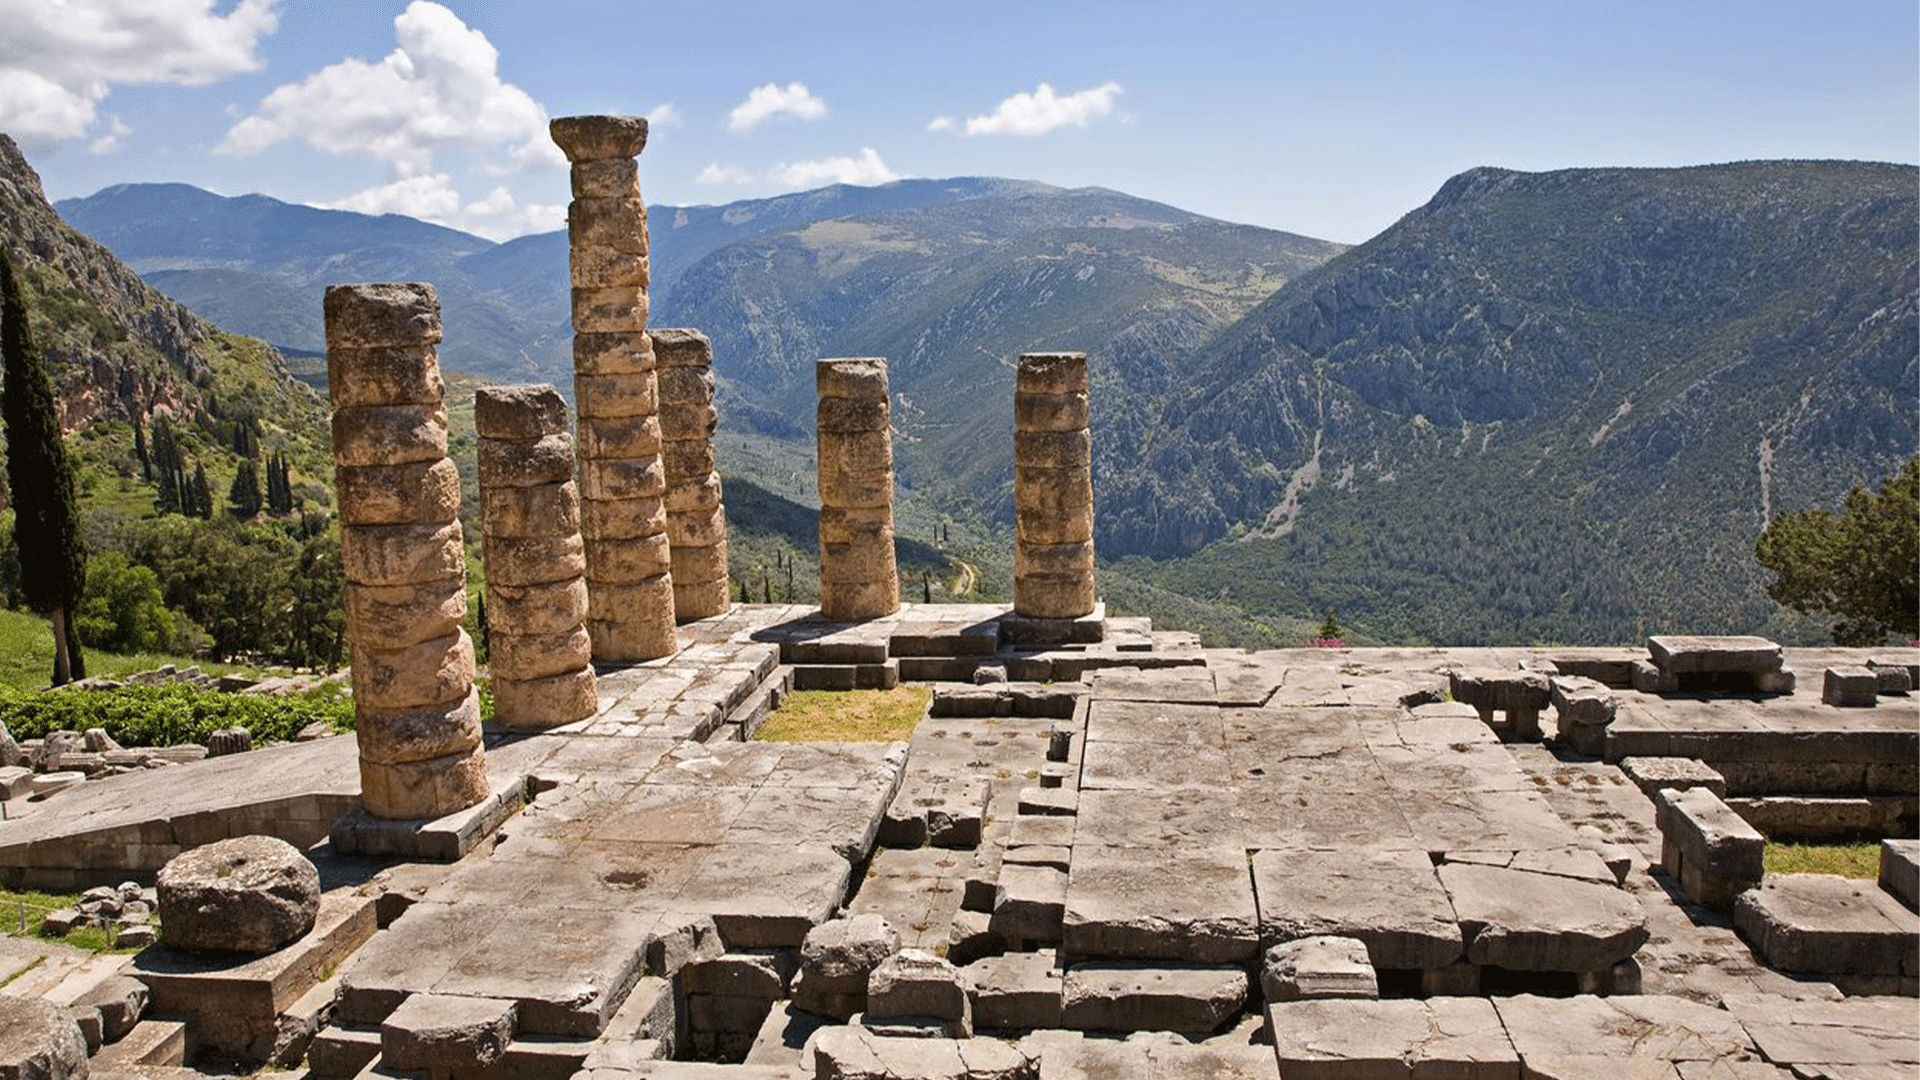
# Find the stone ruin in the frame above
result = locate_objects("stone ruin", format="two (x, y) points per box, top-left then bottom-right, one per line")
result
(0, 112), (1915, 1080)
(325, 282), (488, 824)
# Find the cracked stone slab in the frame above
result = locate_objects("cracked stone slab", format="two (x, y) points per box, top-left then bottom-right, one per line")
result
(1718, 993), (1920, 1069)
(1266, 997), (1517, 1080)
(671, 842), (853, 948)
(1252, 847), (1462, 970)
(809, 1025), (1038, 1080)
(1494, 994), (1756, 1062)
(1062, 843), (1259, 963)
(1437, 862), (1647, 972)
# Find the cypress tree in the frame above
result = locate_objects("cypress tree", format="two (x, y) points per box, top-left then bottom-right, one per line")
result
(152, 420), (179, 513)
(134, 421), (150, 480)
(191, 462), (212, 520)
(0, 248), (87, 685)
(228, 458), (261, 519)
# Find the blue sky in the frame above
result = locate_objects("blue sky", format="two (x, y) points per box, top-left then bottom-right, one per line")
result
(4, 0), (1915, 244)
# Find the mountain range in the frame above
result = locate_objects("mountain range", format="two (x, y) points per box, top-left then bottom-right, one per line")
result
(30, 145), (1920, 646)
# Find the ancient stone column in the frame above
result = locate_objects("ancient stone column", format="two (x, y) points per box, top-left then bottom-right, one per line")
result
(326, 283), (487, 821)
(551, 114), (677, 661)
(652, 329), (730, 622)
(817, 358), (899, 621)
(1014, 352), (1097, 619)
(476, 384), (599, 729)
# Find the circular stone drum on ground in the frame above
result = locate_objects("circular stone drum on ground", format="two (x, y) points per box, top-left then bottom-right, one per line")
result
(156, 835), (321, 954)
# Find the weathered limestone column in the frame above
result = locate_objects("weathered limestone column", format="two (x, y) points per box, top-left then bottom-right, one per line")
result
(652, 329), (730, 622)
(476, 384), (598, 729)
(326, 283), (487, 821)
(817, 358), (899, 621)
(1014, 352), (1097, 619)
(551, 114), (677, 661)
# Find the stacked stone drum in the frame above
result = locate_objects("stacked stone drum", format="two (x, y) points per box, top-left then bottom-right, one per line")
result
(651, 329), (731, 622)
(475, 384), (599, 730)
(326, 283), (487, 820)
(816, 358), (900, 621)
(550, 114), (677, 662)
(1014, 352), (1097, 619)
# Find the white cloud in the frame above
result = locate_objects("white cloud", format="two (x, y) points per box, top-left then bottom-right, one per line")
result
(219, 1), (559, 176)
(646, 103), (681, 127)
(926, 116), (955, 133)
(960, 81), (1122, 137)
(770, 148), (899, 189)
(0, 0), (278, 147)
(88, 116), (132, 155)
(726, 81), (826, 132)
(696, 162), (754, 186)
(319, 173), (561, 241)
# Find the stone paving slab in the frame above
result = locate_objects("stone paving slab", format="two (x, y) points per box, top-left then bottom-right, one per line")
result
(1252, 847), (1463, 969)
(0, 736), (359, 885)
(1493, 994), (1757, 1062)
(1072, 788), (1244, 850)
(1062, 843), (1259, 963)
(1086, 667), (1218, 704)
(1266, 997), (1518, 1080)
(1437, 862), (1648, 972)
(1733, 874), (1920, 979)
(1719, 993), (1920, 1070)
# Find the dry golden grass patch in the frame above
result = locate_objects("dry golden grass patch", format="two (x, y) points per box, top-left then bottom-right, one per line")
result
(756, 685), (932, 743)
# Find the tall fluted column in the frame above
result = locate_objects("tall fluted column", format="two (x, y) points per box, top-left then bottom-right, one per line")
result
(550, 114), (677, 661)
(816, 358), (899, 621)
(326, 283), (487, 821)
(651, 329), (730, 622)
(1014, 352), (1096, 619)
(476, 384), (599, 729)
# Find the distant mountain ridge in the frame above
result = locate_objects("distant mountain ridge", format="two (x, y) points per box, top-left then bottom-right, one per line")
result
(54, 177), (1071, 381)
(1104, 160), (1918, 643)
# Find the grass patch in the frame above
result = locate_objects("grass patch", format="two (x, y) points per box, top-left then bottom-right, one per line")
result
(0, 607), (256, 692)
(1765, 841), (1882, 879)
(756, 686), (932, 743)
(0, 888), (152, 955)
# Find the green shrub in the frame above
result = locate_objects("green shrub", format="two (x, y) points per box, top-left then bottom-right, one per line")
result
(0, 683), (353, 747)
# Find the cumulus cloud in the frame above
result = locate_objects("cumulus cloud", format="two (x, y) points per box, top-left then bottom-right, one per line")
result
(320, 172), (562, 241)
(219, 1), (560, 175)
(726, 81), (827, 132)
(770, 148), (898, 189)
(646, 103), (681, 127)
(0, 0), (278, 147)
(695, 149), (901, 192)
(958, 81), (1122, 137)
(88, 116), (132, 155)
(695, 162), (754, 186)
(926, 116), (955, 133)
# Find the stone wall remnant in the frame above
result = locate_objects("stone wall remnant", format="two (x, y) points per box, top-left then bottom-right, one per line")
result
(551, 115), (677, 661)
(1015, 352), (1097, 619)
(816, 358), (899, 621)
(326, 283), (488, 821)
(476, 384), (599, 730)
(651, 329), (730, 622)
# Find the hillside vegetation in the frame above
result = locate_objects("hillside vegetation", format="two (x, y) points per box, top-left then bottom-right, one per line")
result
(1105, 161), (1918, 644)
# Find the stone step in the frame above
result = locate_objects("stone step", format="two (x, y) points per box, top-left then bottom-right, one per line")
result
(888, 620), (1000, 658)
(308, 1024), (382, 1079)
(90, 1019), (186, 1070)
(791, 660), (900, 692)
(704, 665), (794, 743)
